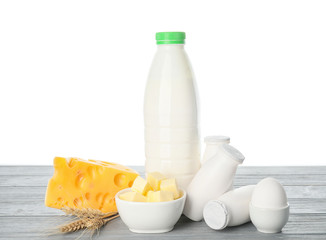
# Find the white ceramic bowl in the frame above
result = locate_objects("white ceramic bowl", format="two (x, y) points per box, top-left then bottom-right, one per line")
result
(249, 203), (290, 233)
(115, 188), (186, 233)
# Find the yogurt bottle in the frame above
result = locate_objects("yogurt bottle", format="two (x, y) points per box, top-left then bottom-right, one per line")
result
(202, 136), (230, 164)
(203, 185), (255, 230)
(202, 136), (233, 191)
(144, 32), (200, 190)
(184, 144), (245, 221)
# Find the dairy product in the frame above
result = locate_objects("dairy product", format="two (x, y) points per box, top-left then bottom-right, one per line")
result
(202, 136), (230, 164)
(203, 185), (255, 230)
(131, 176), (153, 195)
(144, 32), (200, 190)
(45, 157), (139, 212)
(119, 191), (147, 202)
(115, 188), (186, 233)
(184, 144), (245, 221)
(147, 190), (174, 202)
(160, 178), (180, 199)
(147, 172), (165, 191)
(120, 172), (181, 202)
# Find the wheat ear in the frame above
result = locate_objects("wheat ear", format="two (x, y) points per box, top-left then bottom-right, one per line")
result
(59, 208), (120, 234)
(60, 219), (89, 233)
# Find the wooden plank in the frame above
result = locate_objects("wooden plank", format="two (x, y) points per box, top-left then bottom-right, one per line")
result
(1, 174), (325, 187)
(1, 166), (325, 176)
(0, 196), (324, 217)
(233, 175), (326, 186)
(0, 166), (145, 176)
(236, 166), (326, 175)
(0, 166), (325, 239)
(1, 185), (326, 205)
(0, 214), (325, 239)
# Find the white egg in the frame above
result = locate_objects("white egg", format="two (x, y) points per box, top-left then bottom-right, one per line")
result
(251, 177), (288, 209)
(250, 177), (290, 233)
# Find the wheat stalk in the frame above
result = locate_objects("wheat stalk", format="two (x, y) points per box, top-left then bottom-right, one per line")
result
(86, 215), (119, 230)
(61, 207), (117, 219)
(60, 219), (89, 233)
(58, 208), (120, 235)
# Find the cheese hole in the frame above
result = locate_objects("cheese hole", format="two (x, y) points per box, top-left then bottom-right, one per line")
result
(73, 198), (82, 207)
(68, 158), (77, 168)
(85, 192), (90, 201)
(75, 174), (85, 188)
(96, 166), (105, 174)
(109, 198), (115, 205)
(128, 181), (133, 187)
(103, 193), (110, 206)
(114, 173), (127, 187)
(57, 197), (63, 203)
(87, 166), (96, 179)
(96, 193), (103, 204)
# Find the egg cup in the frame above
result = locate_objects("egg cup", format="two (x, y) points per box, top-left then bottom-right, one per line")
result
(249, 203), (290, 233)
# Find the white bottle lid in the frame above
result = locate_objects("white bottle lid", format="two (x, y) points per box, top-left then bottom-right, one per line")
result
(203, 200), (230, 230)
(204, 136), (230, 144)
(221, 144), (245, 163)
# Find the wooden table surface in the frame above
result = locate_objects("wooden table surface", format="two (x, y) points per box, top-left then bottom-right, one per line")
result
(0, 166), (325, 239)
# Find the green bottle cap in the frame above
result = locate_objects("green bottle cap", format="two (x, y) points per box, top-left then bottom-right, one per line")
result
(156, 32), (186, 45)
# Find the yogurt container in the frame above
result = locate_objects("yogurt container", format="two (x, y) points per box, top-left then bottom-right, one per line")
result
(202, 136), (230, 164)
(184, 144), (245, 221)
(203, 185), (255, 230)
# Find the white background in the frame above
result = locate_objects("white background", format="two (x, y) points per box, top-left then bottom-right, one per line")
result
(0, 0), (325, 166)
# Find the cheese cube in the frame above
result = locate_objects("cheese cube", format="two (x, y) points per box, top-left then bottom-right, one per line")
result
(119, 191), (147, 202)
(160, 178), (180, 199)
(45, 157), (139, 213)
(146, 172), (165, 191)
(131, 176), (152, 195)
(147, 190), (174, 202)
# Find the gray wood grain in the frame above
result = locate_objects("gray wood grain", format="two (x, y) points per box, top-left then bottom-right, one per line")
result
(0, 166), (325, 239)
(1, 165), (325, 176)
(1, 197), (325, 217)
(0, 214), (325, 239)
(2, 172), (326, 187)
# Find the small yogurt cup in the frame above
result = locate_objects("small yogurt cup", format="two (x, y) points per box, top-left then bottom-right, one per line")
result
(115, 188), (186, 233)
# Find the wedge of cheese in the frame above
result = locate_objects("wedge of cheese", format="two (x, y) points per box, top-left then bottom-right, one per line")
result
(45, 157), (139, 213)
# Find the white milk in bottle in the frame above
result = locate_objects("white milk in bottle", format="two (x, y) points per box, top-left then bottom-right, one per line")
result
(144, 32), (200, 190)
